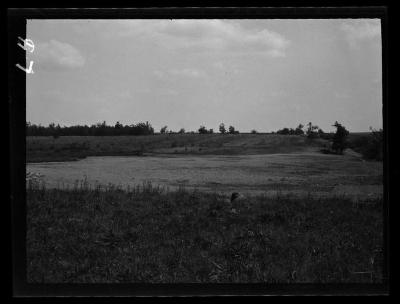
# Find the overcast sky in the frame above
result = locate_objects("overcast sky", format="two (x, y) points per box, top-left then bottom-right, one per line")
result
(27, 19), (382, 133)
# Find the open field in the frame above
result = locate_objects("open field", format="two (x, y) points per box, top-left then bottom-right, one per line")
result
(26, 133), (384, 283)
(27, 133), (383, 200)
(26, 134), (327, 163)
(27, 152), (382, 201)
(27, 182), (383, 283)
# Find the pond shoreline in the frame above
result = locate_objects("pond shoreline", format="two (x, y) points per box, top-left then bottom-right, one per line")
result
(27, 153), (383, 200)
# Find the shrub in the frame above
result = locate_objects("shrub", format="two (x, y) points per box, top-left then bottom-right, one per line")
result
(160, 126), (168, 134)
(349, 128), (383, 161)
(219, 123), (226, 134)
(294, 124), (304, 135)
(277, 128), (290, 135)
(198, 126), (213, 134)
(228, 126), (237, 134)
(366, 128), (383, 161)
(198, 126), (208, 134)
(306, 122), (319, 139)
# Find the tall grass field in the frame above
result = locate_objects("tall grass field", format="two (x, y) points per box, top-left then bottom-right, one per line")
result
(27, 180), (383, 283)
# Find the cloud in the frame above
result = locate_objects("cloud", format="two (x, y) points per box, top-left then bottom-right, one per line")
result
(340, 19), (381, 48)
(153, 70), (165, 78)
(154, 68), (206, 78)
(212, 61), (241, 76)
(34, 40), (85, 70)
(169, 68), (206, 78)
(117, 19), (290, 57)
(159, 88), (179, 96)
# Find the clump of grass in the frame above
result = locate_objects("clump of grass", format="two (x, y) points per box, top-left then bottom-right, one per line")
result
(27, 181), (383, 283)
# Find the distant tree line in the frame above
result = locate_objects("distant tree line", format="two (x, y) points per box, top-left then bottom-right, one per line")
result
(198, 125), (214, 134)
(26, 119), (381, 160)
(218, 123), (239, 134)
(274, 122), (330, 139)
(275, 121), (356, 156)
(26, 121), (245, 137)
(161, 123), (241, 135)
(319, 121), (382, 158)
(26, 121), (155, 137)
(274, 120), (382, 160)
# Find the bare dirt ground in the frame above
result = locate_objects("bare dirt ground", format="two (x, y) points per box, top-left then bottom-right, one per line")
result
(27, 150), (382, 201)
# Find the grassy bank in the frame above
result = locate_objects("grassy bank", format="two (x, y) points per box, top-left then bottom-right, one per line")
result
(27, 181), (384, 283)
(26, 134), (326, 163)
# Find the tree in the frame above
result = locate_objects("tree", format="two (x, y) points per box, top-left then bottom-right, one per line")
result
(277, 127), (290, 135)
(219, 123), (226, 134)
(306, 122), (319, 139)
(332, 121), (349, 154)
(228, 125), (235, 134)
(145, 121), (154, 135)
(198, 125), (208, 134)
(160, 126), (168, 134)
(25, 120), (156, 137)
(178, 128), (185, 134)
(294, 124), (304, 135)
(251, 129), (257, 134)
(134, 121), (154, 135)
(53, 124), (61, 138)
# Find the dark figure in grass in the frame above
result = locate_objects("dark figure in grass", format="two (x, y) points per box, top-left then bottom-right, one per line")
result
(230, 192), (240, 203)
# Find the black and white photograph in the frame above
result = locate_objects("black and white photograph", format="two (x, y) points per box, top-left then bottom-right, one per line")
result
(9, 7), (390, 296)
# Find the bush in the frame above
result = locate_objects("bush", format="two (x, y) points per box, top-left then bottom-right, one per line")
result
(276, 124), (306, 136)
(294, 124), (304, 135)
(349, 128), (383, 161)
(198, 126), (213, 134)
(27, 121), (155, 136)
(277, 128), (290, 135)
(198, 126), (208, 134)
(320, 132), (334, 141)
(228, 126), (239, 134)
(219, 123), (226, 134)
(367, 128), (383, 161)
(306, 122), (319, 139)
(160, 126), (168, 134)
(332, 121), (349, 154)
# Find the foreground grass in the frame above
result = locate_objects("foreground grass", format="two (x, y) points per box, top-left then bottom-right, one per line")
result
(27, 182), (383, 283)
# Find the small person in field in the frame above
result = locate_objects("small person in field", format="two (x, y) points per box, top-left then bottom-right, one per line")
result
(230, 192), (240, 203)
(230, 192), (244, 214)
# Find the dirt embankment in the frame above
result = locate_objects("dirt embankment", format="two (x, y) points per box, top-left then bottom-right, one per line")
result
(26, 134), (328, 163)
